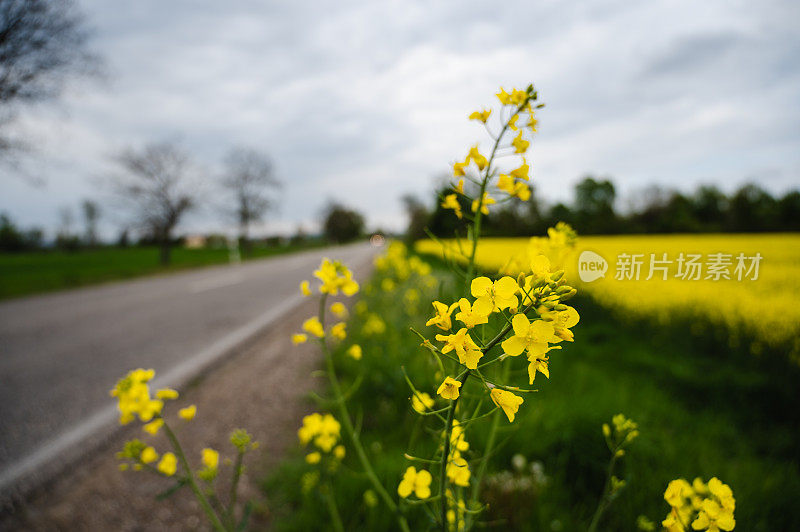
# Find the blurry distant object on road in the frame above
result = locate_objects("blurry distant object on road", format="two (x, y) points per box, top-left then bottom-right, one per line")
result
(220, 147), (281, 257)
(81, 199), (100, 247)
(0, 0), (99, 161)
(109, 141), (199, 266)
(321, 202), (364, 244)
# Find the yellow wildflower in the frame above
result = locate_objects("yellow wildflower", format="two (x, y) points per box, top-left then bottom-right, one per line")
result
(527, 357), (550, 383)
(511, 131), (529, 153)
(330, 302), (347, 318)
(110, 368), (163, 424)
(453, 157), (469, 177)
(142, 419), (164, 435)
(292, 333), (308, 344)
(467, 145), (488, 170)
(510, 159), (530, 180)
(178, 405), (196, 421)
(508, 114), (519, 130)
(397, 466), (432, 499)
(502, 314), (559, 358)
(436, 328), (483, 369)
(302, 316), (325, 338)
(544, 306), (580, 342)
(490, 388), (524, 422)
(468, 109), (491, 123)
(314, 258), (359, 296)
(471, 192), (495, 215)
(411, 392), (435, 413)
(201, 448), (219, 470)
(437, 377), (462, 400)
(140, 446), (158, 464)
(496, 87), (512, 105)
(347, 344), (362, 360)
(157, 452), (177, 476)
(454, 178), (464, 194)
(306, 452), (321, 464)
(447, 453), (471, 487)
(300, 280), (311, 296)
(454, 297), (492, 328)
(155, 388), (179, 400)
(426, 300), (458, 330)
(334, 445), (346, 460)
(441, 194), (462, 219)
(331, 322), (347, 340)
(471, 276), (519, 312)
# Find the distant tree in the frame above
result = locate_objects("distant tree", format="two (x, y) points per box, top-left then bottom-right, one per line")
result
(221, 147), (280, 256)
(574, 176), (617, 233)
(322, 203), (364, 243)
(55, 205), (79, 250)
(727, 183), (777, 232)
(401, 194), (429, 244)
(81, 199), (100, 246)
(0, 212), (23, 250)
(692, 186), (727, 231)
(109, 142), (199, 265)
(777, 190), (800, 231)
(0, 0), (98, 158)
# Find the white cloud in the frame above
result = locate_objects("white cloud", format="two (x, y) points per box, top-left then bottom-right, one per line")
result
(1, 0), (798, 238)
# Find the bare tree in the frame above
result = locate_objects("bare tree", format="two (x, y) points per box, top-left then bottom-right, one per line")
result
(81, 198), (100, 246)
(221, 147), (280, 255)
(110, 142), (198, 265)
(0, 0), (98, 158)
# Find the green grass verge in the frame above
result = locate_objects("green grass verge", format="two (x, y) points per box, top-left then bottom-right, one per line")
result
(0, 242), (326, 300)
(262, 255), (800, 531)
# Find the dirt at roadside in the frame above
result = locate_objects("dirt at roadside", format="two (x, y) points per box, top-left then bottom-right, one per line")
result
(0, 295), (333, 531)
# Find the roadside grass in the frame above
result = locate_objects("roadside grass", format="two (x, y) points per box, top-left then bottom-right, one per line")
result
(0, 242), (326, 300)
(263, 255), (800, 531)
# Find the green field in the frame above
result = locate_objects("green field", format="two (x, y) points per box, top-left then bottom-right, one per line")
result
(0, 243), (324, 300)
(264, 254), (800, 531)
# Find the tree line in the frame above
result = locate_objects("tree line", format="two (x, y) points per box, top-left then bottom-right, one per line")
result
(405, 176), (800, 240)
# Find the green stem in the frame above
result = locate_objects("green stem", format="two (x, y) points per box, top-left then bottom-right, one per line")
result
(225, 449), (245, 528)
(163, 421), (228, 532)
(439, 372), (469, 531)
(324, 480), (345, 532)
(318, 299), (411, 532)
(587, 453), (619, 532)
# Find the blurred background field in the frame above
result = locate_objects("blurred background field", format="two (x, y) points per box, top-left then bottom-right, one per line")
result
(263, 243), (800, 531)
(417, 233), (800, 363)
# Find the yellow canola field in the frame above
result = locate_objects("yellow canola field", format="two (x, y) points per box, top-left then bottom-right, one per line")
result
(417, 234), (800, 361)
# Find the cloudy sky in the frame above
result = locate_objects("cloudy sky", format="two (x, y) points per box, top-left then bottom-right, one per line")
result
(2, 0), (799, 238)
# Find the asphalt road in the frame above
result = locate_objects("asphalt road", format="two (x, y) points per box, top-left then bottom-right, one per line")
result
(0, 242), (376, 496)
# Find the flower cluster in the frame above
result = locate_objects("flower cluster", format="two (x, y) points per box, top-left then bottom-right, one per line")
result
(293, 258), (360, 345)
(663, 477), (736, 532)
(298, 412), (345, 467)
(112, 368), (257, 531)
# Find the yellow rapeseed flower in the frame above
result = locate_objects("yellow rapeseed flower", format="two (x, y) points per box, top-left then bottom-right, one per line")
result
(331, 322), (347, 340)
(178, 405), (196, 421)
(490, 388), (524, 422)
(471, 276), (519, 312)
(511, 131), (529, 153)
(510, 159), (530, 180)
(157, 452), (177, 476)
(436, 328), (483, 369)
(347, 344), (362, 360)
(411, 391), (435, 413)
(467, 145), (488, 171)
(426, 300), (458, 330)
(302, 316), (325, 338)
(437, 377), (462, 400)
(471, 192), (495, 215)
(330, 302), (347, 318)
(454, 297), (492, 328)
(155, 388), (179, 400)
(502, 314), (559, 359)
(300, 280), (311, 296)
(334, 445), (346, 460)
(292, 333), (308, 344)
(140, 446), (158, 464)
(397, 466), (432, 499)
(142, 418), (164, 435)
(468, 109), (491, 123)
(201, 448), (219, 470)
(441, 194), (463, 219)
(447, 453), (471, 487)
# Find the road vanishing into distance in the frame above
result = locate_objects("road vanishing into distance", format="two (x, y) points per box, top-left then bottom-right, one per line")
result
(0, 242), (377, 497)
